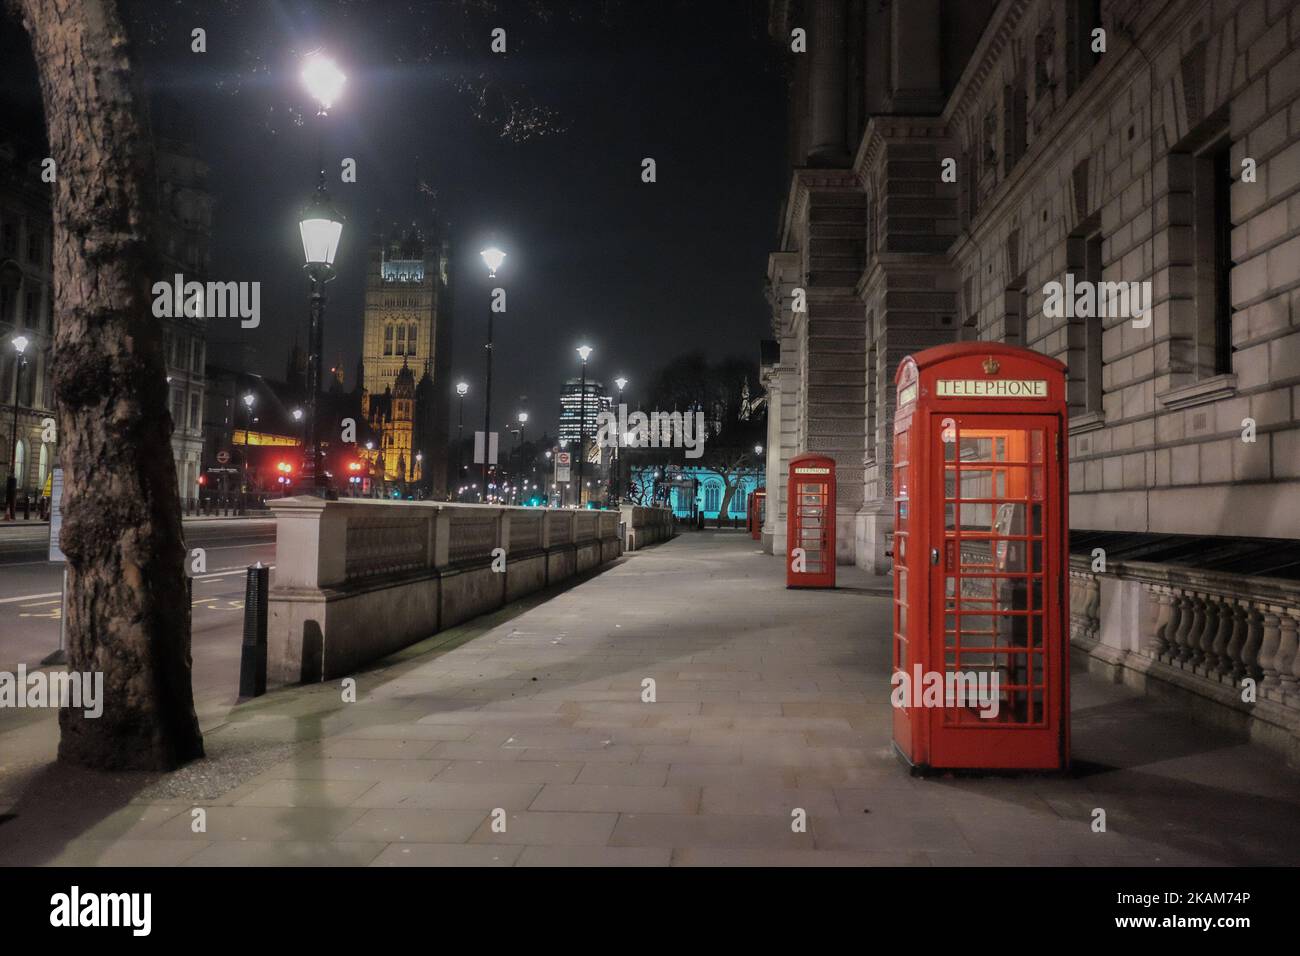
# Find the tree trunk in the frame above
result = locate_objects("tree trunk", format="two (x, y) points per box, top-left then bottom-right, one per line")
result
(717, 477), (736, 528)
(15, 0), (203, 770)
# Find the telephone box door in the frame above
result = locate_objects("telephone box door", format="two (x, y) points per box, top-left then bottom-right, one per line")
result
(786, 454), (836, 588)
(928, 413), (1066, 769)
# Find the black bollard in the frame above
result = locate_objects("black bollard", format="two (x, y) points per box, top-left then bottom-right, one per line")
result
(238, 564), (269, 698)
(23, 495), (30, 520)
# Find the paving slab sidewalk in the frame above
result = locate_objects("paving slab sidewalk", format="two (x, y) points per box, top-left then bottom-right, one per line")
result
(1, 530), (1297, 866)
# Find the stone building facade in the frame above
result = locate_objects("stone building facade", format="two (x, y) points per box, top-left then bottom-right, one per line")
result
(766, 0), (1300, 559)
(765, 0), (1300, 758)
(0, 140), (55, 506)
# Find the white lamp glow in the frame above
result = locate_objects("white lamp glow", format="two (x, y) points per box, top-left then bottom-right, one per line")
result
(301, 51), (346, 112)
(480, 247), (506, 277)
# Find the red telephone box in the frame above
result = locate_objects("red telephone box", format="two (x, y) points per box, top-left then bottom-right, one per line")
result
(750, 489), (766, 540)
(891, 343), (1069, 772)
(786, 454), (836, 588)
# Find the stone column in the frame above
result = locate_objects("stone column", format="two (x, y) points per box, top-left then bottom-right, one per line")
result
(808, 0), (849, 165)
(888, 0), (944, 114)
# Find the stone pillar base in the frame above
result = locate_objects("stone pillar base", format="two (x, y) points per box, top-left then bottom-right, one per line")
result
(855, 504), (894, 575)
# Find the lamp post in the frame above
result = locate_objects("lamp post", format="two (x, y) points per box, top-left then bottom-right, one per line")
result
(241, 391), (255, 514)
(613, 375), (627, 504)
(515, 411), (528, 504)
(298, 50), (346, 498)
(456, 381), (468, 500)
(4, 334), (29, 521)
(480, 247), (506, 502)
(575, 345), (592, 507)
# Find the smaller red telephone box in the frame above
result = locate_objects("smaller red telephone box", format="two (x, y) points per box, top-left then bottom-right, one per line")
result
(749, 489), (766, 540)
(786, 454), (836, 588)
(891, 343), (1069, 772)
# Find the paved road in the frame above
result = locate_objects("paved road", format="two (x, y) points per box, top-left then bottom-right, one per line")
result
(0, 517), (276, 702)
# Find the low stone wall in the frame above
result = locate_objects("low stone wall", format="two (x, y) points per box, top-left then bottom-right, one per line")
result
(265, 498), (623, 686)
(620, 504), (675, 551)
(1069, 554), (1300, 767)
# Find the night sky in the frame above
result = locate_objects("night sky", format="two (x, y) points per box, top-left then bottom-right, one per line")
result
(3, 0), (790, 440)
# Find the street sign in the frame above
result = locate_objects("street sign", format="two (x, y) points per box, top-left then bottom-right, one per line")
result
(48, 467), (65, 563)
(216, 449), (231, 464)
(555, 451), (571, 483)
(473, 431), (499, 465)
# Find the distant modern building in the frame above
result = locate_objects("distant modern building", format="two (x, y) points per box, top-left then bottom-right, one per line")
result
(558, 377), (612, 450)
(359, 223), (452, 495)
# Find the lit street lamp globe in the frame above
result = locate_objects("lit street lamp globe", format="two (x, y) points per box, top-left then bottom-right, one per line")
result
(301, 50), (347, 113)
(299, 185), (345, 279)
(457, 382), (469, 397)
(480, 247), (506, 278)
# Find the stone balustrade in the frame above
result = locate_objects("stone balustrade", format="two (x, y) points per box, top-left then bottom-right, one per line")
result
(1069, 554), (1300, 763)
(265, 498), (624, 685)
(620, 504), (676, 551)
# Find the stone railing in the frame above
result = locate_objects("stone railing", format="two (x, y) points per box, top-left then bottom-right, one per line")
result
(265, 498), (623, 686)
(620, 504), (675, 551)
(1069, 554), (1300, 764)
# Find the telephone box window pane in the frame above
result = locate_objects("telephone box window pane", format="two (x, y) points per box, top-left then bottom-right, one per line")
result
(1031, 577), (1043, 610)
(898, 536), (907, 563)
(1030, 466), (1044, 499)
(1030, 430), (1044, 462)
(944, 468), (956, 498)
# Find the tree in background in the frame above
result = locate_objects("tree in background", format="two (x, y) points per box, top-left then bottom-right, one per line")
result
(640, 352), (765, 525)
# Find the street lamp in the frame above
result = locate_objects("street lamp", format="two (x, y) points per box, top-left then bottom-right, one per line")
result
(298, 48), (346, 499)
(478, 248), (505, 501)
(300, 51), (346, 114)
(298, 182), (344, 497)
(613, 375), (627, 503)
(241, 391), (255, 513)
(455, 381), (468, 500)
(575, 345), (592, 507)
(4, 334), (30, 521)
(480, 246), (506, 278)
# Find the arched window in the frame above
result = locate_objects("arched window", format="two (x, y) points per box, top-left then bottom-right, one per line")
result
(407, 324), (418, 355)
(704, 481), (721, 514)
(732, 487), (747, 515)
(14, 439), (26, 490)
(38, 443), (49, 489)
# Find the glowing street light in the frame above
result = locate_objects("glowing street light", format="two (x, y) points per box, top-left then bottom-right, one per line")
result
(480, 246), (506, 278)
(301, 50), (347, 114)
(4, 334), (30, 520)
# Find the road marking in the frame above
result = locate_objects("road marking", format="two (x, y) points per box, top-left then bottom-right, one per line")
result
(195, 565), (276, 582)
(20, 598), (60, 608)
(0, 565), (274, 604)
(0, 591), (61, 605)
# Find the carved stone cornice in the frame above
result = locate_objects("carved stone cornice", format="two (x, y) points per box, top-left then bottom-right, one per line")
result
(853, 116), (953, 178)
(778, 166), (864, 250)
